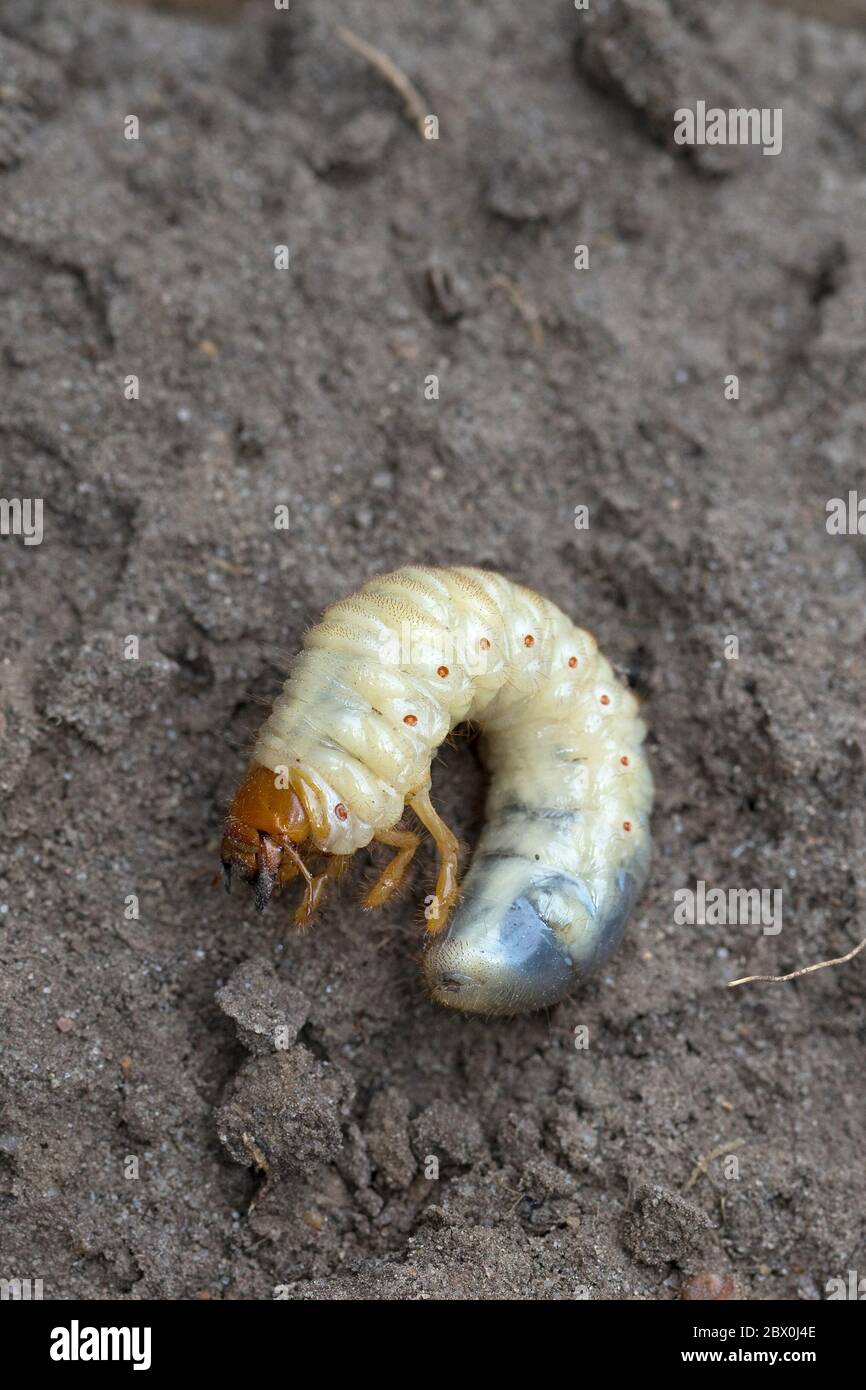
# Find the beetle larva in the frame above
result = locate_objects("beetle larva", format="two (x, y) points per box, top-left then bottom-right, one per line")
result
(221, 566), (653, 1015)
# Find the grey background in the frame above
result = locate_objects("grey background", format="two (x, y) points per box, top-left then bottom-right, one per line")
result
(1, 0), (864, 1299)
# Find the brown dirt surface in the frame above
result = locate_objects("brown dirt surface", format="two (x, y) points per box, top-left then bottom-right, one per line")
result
(1, 0), (864, 1300)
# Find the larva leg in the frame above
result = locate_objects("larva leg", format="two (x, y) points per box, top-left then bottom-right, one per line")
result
(277, 856), (302, 886)
(408, 787), (460, 934)
(325, 854), (353, 880)
(294, 872), (329, 928)
(283, 849), (348, 890)
(291, 853), (349, 926)
(363, 826), (420, 910)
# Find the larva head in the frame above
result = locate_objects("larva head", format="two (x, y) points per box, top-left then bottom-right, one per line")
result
(424, 860), (640, 1016)
(221, 763), (309, 911)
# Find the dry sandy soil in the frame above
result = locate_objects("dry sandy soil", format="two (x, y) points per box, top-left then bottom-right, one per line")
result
(1, 0), (865, 1300)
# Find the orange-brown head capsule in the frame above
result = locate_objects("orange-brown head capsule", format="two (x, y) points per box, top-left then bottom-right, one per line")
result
(221, 763), (309, 912)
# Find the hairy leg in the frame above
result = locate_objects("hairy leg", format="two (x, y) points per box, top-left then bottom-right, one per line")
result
(363, 825), (421, 909)
(408, 786), (460, 934)
(294, 871), (329, 928)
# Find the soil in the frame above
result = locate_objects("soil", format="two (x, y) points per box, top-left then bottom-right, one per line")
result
(1, 0), (865, 1301)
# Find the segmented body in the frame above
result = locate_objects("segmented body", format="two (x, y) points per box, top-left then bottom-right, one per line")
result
(241, 566), (653, 1013)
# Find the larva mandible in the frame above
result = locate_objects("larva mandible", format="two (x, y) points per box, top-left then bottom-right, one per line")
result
(221, 566), (653, 1016)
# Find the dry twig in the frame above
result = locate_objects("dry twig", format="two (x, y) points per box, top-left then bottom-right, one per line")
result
(489, 273), (544, 346)
(335, 26), (429, 138)
(727, 936), (866, 988)
(684, 1138), (745, 1192)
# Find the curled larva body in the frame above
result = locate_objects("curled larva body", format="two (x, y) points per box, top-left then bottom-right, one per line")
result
(222, 565), (653, 1016)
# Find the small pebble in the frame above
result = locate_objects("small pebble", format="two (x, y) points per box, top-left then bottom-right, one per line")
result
(680, 1271), (741, 1301)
